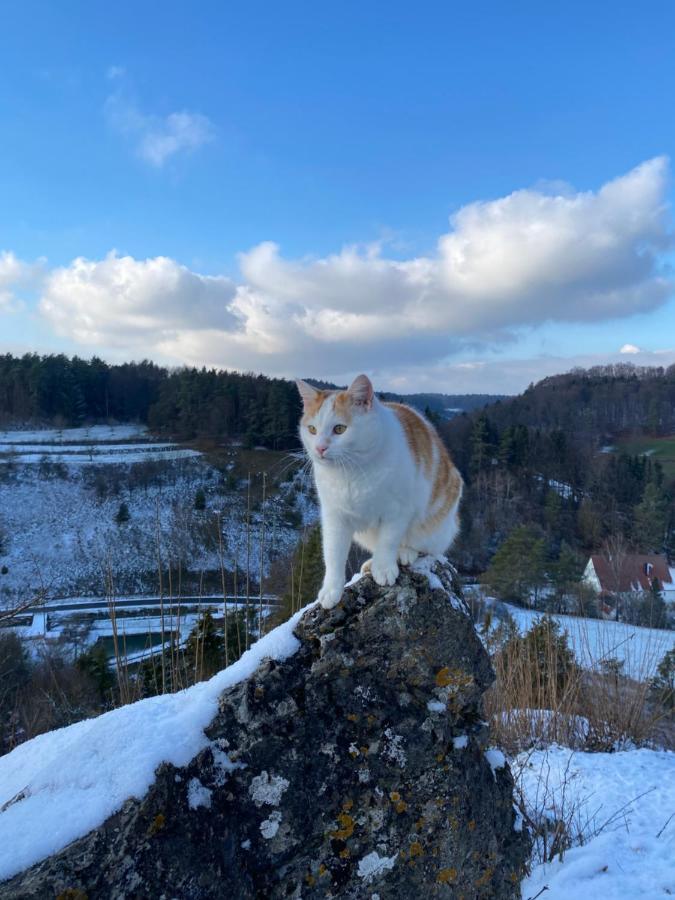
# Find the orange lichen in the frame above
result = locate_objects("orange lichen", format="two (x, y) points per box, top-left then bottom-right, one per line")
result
(331, 813), (355, 840)
(437, 867), (458, 884)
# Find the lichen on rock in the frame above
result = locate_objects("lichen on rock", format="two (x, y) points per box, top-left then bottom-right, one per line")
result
(0, 557), (530, 899)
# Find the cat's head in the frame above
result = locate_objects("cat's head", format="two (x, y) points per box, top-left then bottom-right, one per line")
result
(296, 374), (376, 464)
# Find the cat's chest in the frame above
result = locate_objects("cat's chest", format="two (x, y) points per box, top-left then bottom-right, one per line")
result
(315, 466), (384, 516)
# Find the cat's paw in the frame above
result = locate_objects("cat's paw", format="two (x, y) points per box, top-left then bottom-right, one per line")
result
(370, 559), (399, 587)
(318, 584), (343, 610)
(360, 558), (373, 575)
(398, 546), (419, 566)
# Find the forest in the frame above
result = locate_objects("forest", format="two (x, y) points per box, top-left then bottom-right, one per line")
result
(440, 363), (675, 579)
(0, 353), (302, 449)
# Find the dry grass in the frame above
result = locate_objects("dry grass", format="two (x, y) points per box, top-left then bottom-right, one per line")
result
(484, 612), (671, 754)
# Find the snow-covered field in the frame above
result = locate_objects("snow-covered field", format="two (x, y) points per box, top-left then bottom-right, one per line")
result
(488, 599), (675, 681)
(0, 426), (317, 606)
(520, 745), (675, 898)
(0, 425), (149, 444)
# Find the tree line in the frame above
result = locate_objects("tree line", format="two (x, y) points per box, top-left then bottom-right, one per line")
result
(0, 353), (302, 449)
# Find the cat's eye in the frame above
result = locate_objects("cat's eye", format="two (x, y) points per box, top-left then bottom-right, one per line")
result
(308, 424), (317, 434)
(333, 424), (347, 434)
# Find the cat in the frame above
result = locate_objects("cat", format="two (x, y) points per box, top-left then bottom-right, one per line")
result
(296, 374), (464, 609)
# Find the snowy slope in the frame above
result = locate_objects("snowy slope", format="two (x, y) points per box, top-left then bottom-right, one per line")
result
(492, 601), (675, 680)
(0, 427), (317, 605)
(520, 746), (675, 899)
(0, 603), (312, 883)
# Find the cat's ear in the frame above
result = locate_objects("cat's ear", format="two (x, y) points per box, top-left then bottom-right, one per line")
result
(348, 374), (374, 410)
(296, 379), (319, 407)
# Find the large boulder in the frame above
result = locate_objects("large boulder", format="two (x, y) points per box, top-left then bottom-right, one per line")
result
(1, 559), (530, 899)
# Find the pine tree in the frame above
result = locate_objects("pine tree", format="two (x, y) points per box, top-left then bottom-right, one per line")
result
(185, 609), (224, 680)
(194, 488), (206, 511)
(633, 482), (669, 552)
(482, 526), (548, 604)
(650, 648), (675, 715)
(115, 502), (130, 525)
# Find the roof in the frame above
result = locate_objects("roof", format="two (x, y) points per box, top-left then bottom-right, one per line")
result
(589, 554), (674, 594)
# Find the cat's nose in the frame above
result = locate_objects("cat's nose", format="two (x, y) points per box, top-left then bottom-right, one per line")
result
(316, 443), (328, 457)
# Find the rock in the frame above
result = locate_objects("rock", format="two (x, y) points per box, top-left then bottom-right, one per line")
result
(0, 559), (530, 899)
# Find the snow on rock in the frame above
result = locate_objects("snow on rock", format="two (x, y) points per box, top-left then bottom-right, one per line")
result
(0, 603), (312, 883)
(520, 746), (675, 899)
(485, 747), (506, 779)
(186, 778), (212, 810)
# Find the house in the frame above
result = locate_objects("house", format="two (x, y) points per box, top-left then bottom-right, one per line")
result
(583, 553), (675, 618)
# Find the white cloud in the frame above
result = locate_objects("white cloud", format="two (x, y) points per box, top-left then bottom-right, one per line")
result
(40, 253), (237, 347)
(0, 251), (45, 312)
(619, 343), (641, 354)
(105, 90), (214, 168)
(34, 157), (675, 379)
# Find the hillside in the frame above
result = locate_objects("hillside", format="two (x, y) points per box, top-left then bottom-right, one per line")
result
(441, 364), (675, 574)
(0, 424), (317, 608)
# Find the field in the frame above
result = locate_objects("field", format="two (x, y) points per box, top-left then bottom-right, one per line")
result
(615, 433), (675, 480)
(0, 426), (317, 608)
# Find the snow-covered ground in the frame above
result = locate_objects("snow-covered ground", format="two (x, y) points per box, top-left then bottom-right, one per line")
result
(519, 745), (675, 898)
(0, 426), (317, 606)
(0, 425), (149, 444)
(486, 599), (675, 680)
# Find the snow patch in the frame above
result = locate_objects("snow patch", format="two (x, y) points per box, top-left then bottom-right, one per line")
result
(453, 735), (469, 750)
(485, 748), (506, 779)
(426, 700), (446, 713)
(187, 778), (212, 810)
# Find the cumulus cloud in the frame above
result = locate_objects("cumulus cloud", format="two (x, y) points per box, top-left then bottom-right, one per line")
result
(0, 251), (45, 312)
(105, 89), (214, 167)
(619, 343), (641, 354)
(40, 253), (237, 347)
(36, 157), (675, 376)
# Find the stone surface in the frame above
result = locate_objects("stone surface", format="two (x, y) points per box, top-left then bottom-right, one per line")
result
(1, 559), (530, 899)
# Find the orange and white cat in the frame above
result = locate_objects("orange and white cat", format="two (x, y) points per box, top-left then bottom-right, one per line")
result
(296, 374), (464, 609)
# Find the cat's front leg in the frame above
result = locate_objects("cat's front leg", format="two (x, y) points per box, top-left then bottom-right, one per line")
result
(370, 520), (408, 587)
(318, 513), (353, 609)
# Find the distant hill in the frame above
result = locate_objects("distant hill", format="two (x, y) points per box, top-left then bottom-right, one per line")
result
(305, 380), (506, 419)
(452, 363), (675, 442)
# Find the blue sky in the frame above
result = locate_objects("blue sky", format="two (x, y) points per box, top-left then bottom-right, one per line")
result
(1, 0), (675, 393)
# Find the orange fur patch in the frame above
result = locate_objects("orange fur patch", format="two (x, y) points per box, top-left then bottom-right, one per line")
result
(389, 403), (463, 530)
(301, 390), (330, 421)
(388, 403), (435, 474)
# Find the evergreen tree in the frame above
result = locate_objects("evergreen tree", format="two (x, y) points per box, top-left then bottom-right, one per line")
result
(76, 642), (115, 700)
(633, 482), (669, 552)
(650, 648), (675, 715)
(115, 502), (130, 525)
(482, 526), (547, 604)
(185, 609), (224, 680)
(194, 488), (206, 511)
